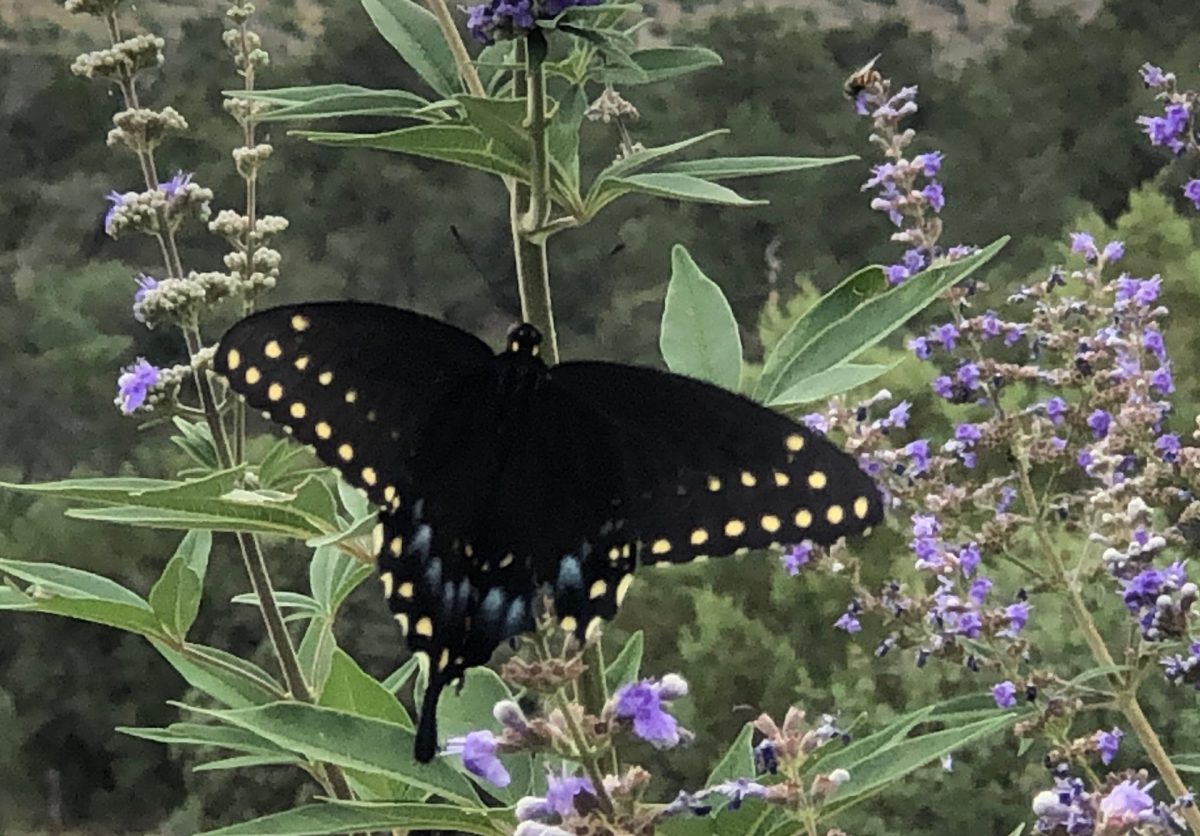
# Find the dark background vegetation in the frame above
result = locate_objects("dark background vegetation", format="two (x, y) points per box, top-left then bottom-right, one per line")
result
(4, 0), (1200, 832)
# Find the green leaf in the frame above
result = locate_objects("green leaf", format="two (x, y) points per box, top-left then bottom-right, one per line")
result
(757, 240), (1008, 403)
(301, 125), (528, 182)
(256, 89), (430, 123)
(382, 657), (421, 693)
(119, 720), (291, 757)
(258, 439), (310, 490)
(305, 512), (377, 549)
(66, 497), (328, 540)
(604, 630), (643, 692)
(765, 362), (900, 406)
(149, 530), (211, 638)
(548, 85), (587, 204)
(605, 173), (764, 208)
(310, 545), (371, 613)
(476, 41), (514, 92)
(658, 154), (857, 181)
(184, 702), (480, 805)
(192, 754), (298, 773)
(226, 84), (390, 105)
(198, 802), (508, 836)
(0, 587), (31, 610)
(320, 650), (414, 731)
(152, 639), (284, 707)
(336, 476), (371, 521)
(298, 616), (337, 696)
(706, 723), (755, 787)
(598, 46), (723, 85)
(457, 96), (530, 163)
(585, 130), (726, 211)
(660, 245), (742, 391)
(292, 476), (340, 526)
(822, 713), (1018, 816)
(0, 558), (161, 635)
(1065, 664), (1129, 689)
(232, 590), (323, 617)
(1007, 825), (1027, 836)
(360, 0), (460, 97)
(0, 476), (176, 505)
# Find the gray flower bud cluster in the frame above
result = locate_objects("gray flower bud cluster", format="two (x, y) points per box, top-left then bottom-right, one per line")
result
(223, 97), (272, 122)
(222, 247), (281, 296)
(222, 26), (269, 70)
(232, 143), (273, 178)
(226, 2), (256, 24)
(132, 276), (209, 328)
(106, 106), (188, 153)
(208, 210), (289, 247)
(587, 88), (639, 124)
(71, 35), (165, 81)
(105, 190), (164, 238)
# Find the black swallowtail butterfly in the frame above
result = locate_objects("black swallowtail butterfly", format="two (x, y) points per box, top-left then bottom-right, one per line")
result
(215, 302), (883, 762)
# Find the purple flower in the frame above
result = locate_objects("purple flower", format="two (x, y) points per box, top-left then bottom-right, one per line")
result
(1044, 396), (1068, 425)
(958, 543), (981, 577)
(955, 423), (982, 444)
(1094, 727), (1123, 765)
(545, 770), (594, 817)
(956, 362), (980, 391)
(921, 181), (945, 212)
(992, 681), (1017, 708)
(913, 151), (943, 177)
(900, 440), (930, 476)
(1033, 778), (1094, 834)
(997, 485), (1017, 513)
(955, 610), (982, 638)
(1143, 327), (1167, 361)
(1123, 568), (1164, 612)
(1102, 240), (1125, 263)
(158, 170), (193, 199)
(465, 0), (598, 43)
(969, 576), (992, 605)
(1138, 102), (1190, 154)
(781, 542), (813, 575)
(132, 273), (158, 322)
(802, 412), (830, 433)
(103, 189), (133, 235)
(834, 611), (862, 633)
(1070, 232), (1099, 262)
(1002, 602), (1030, 637)
(884, 264), (910, 285)
(912, 514), (939, 537)
(887, 400), (911, 429)
(116, 358), (158, 414)
(444, 730), (510, 787)
(1003, 325), (1024, 347)
(932, 376), (954, 399)
(1151, 364), (1174, 395)
(908, 336), (932, 360)
(708, 778), (768, 811)
(1185, 179), (1200, 210)
(1157, 433), (1181, 462)
(614, 679), (681, 748)
(1099, 780), (1154, 825)
(1114, 274), (1162, 307)
(1086, 409), (1111, 440)
(902, 248), (926, 273)
(980, 310), (1000, 339)
(932, 322), (960, 350)
(1140, 63), (1169, 88)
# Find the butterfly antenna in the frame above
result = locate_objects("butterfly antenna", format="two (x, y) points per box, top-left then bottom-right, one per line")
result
(450, 225), (491, 285)
(415, 674), (443, 763)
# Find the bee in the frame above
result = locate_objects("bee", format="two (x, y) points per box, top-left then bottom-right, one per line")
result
(843, 54), (883, 100)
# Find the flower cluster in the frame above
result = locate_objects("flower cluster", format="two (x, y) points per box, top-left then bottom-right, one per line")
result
(1032, 774), (1189, 834)
(464, 0), (601, 44)
(103, 170), (213, 239)
(1138, 63), (1200, 208)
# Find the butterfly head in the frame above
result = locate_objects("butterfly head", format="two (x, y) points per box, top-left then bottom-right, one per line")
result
(506, 322), (543, 357)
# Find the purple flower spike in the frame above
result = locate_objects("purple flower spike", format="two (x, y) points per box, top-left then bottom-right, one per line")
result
(1086, 409), (1111, 440)
(116, 358), (159, 414)
(1094, 727), (1123, 765)
(444, 730), (510, 787)
(1099, 780), (1154, 825)
(1140, 63), (1169, 88)
(913, 151), (943, 177)
(992, 681), (1017, 708)
(1185, 179), (1200, 210)
(921, 181), (945, 212)
(1102, 240), (1125, 263)
(614, 680), (681, 748)
(1151, 364), (1174, 395)
(1070, 232), (1099, 262)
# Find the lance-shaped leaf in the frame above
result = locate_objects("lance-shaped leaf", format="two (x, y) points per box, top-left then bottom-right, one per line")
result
(0, 558), (161, 635)
(598, 45), (723, 85)
(360, 0), (460, 97)
(604, 630), (643, 692)
(153, 639), (285, 707)
(605, 173), (765, 208)
(766, 361), (901, 406)
(658, 154), (857, 181)
(660, 245), (743, 391)
(149, 530), (212, 638)
(301, 125), (528, 183)
(198, 802), (510, 836)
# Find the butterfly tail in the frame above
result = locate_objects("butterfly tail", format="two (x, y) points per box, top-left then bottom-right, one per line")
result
(415, 672), (444, 763)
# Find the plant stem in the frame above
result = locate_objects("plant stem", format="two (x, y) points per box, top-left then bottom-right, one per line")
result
(424, 0), (486, 97)
(1014, 455), (1199, 830)
(517, 39), (559, 362)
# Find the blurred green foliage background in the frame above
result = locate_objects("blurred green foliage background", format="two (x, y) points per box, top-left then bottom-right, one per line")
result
(4, 0), (1200, 832)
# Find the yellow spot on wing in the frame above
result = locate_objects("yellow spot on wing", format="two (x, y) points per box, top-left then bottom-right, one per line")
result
(740, 471), (757, 487)
(294, 355), (310, 371)
(651, 538), (671, 555)
(291, 314), (310, 332)
(498, 553), (514, 568)
(415, 617), (433, 637)
(267, 383), (284, 402)
(372, 523), (384, 553)
(389, 537), (403, 556)
(560, 615), (578, 633)
(438, 648), (450, 671)
(338, 443), (354, 462)
(826, 504), (845, 524)
(795, 509), (813, 528)
(854, 496), (870, 519)
(690, 528), (709, 546)
(361, 467), (378, 486)
(244, 366), (261, 385)
(616, 574), (634, 605)
(707, 476), (722, 492)
(773, 470), (790, 487)
(384, 485), (397, 503)
(725, 518), (746, 537)
(226, 349), (242, 371)
(395, 613), (409, 634)
(608, 547), (620, 561)
(380, 571), (394, 598)
(586, 616), (604, 640)
(786, 433), (805, 452)
(289, 402), (306, 419)
(318, 371), (333, 386)
(808, 471), (827, 490)
(589, 579), (608, 599)
(345, 389), (358, 404)
(264, 340), (282, 359)
(315, 421), (332, 440)
(761, 514), (781, 533)
(398, 581), (413, 598)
